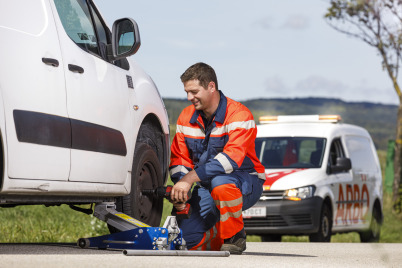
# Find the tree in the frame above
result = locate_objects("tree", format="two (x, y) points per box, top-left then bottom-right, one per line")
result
(325, 0), (402, 212)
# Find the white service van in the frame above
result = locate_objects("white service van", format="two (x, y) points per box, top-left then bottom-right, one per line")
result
(243, 115), (383, 242)
(0, 0), (169, 228)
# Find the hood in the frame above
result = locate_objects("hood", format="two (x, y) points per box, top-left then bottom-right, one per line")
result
(264, 168), (322, 190)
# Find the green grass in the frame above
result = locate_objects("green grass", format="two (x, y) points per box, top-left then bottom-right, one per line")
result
(1, 151), (402, 243)
(2, 194), (401, 243)
(245, 194), (402, 243)
(0, 205), (109, 243)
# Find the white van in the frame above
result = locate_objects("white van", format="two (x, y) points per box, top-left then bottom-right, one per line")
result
(0, 0), (169, 228)
(243, 115), (383, 242)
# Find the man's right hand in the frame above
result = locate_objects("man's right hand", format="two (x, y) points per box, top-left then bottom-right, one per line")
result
(171, 170), (200, 203)
(172, 202), (187, 212)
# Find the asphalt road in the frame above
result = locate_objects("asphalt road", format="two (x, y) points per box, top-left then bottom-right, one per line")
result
(1, 242), (401, 267)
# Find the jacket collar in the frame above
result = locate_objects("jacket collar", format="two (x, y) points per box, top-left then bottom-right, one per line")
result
(189, 91), (227, 124)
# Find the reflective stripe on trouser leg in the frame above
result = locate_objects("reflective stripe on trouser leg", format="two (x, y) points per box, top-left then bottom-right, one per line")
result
(179, 186), (223, 250)
(211, 183), (243, 239)
(190, 224), (223, 251)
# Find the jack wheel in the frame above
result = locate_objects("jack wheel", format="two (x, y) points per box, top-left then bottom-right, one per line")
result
(77, 238), (90, 248)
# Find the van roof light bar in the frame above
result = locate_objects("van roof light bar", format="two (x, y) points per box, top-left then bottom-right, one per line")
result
(259, 115), (342, 124)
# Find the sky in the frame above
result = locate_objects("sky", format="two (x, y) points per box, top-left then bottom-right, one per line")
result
(95, 0), (399, 105)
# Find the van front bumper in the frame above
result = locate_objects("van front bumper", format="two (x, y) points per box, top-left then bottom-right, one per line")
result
(244, 196), (323, 235)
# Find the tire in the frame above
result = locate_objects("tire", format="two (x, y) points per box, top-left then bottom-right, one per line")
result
(109, 142), (163, 233)
(359, 206), (381, 243)
(309, 203), (332, 242)
(261, 234), (282, 242)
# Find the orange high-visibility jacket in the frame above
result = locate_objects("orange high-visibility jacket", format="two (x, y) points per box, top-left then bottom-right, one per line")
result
(169, 92), (265, 184)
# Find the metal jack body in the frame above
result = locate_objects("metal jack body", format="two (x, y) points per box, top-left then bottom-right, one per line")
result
(78, 202), (229, 257)
(78, 202), (185, 251)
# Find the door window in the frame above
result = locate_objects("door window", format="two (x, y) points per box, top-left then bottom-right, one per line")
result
(89, 3), (110, 59)
(54, 0), (100, 56)
(329, 138), (345, 166)
(54, 0), (129, 68)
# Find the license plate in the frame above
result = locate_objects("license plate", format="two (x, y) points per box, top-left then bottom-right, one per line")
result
(242, 207), (266, 218)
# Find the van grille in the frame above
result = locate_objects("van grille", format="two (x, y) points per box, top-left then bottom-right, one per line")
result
(244, 215), (287, 227)
(260, 190), (284, 200)
(290, 214), (312, 225)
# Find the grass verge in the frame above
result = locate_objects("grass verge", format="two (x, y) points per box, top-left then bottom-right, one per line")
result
(1, 151), (401, 243)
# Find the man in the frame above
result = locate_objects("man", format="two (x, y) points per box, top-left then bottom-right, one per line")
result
(169, 62), (265, 254)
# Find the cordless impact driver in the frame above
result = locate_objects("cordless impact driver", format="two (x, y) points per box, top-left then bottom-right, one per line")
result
(142, 185), (192, 219)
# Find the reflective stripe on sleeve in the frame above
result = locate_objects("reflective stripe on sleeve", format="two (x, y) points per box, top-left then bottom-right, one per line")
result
(214, 153), (233, 173)
(211, 120), (256, 136)
(169, 165), (189, 176)
(177, 125), (205, 138)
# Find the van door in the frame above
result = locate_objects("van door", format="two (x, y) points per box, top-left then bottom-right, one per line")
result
(0, 0), (70, 181)
(52, 0), (132, 184)
(329, 138), (353, 227)
(345, 135), (377, 227)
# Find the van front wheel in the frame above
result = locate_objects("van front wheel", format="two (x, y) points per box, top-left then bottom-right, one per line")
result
(309, 203), (332, 242)
(109, 142), (163, 233)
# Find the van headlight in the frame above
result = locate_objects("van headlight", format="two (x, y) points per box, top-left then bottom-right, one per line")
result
(283, 186), (315, 201)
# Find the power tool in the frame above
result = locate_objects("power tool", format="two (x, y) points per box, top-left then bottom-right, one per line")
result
(142, 185), (192, 219)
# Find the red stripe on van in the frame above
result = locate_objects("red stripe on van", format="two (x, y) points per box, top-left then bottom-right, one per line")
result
(264, 169), (306, 187)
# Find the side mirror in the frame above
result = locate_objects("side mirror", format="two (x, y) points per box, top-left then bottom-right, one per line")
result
(330, 157), (352, 173)
(111, 18), (141, 60)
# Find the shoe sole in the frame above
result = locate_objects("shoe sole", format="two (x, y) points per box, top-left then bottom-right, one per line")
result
(220, 239), (246, 255)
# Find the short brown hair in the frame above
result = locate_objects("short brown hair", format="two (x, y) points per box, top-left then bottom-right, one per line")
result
(180, 62), (219, 90)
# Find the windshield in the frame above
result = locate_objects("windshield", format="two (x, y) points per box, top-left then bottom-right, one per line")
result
(256, 137), (326, 169)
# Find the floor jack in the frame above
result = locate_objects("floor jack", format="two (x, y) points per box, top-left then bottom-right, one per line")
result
(77, 202), (230, 257)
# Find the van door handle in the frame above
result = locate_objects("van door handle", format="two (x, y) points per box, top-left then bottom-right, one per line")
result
(68, 64), (84, 74)
(42, 57), (59, 67)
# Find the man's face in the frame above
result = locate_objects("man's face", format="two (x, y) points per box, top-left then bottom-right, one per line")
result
(184, 79), (214, 112)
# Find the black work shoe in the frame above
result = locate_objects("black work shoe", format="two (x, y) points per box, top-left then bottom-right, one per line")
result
(220, 228), (246, 255)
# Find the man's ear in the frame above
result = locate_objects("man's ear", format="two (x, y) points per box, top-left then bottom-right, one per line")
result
(208, 81), (216, 92)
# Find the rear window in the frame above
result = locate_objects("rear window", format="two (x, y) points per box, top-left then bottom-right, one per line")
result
(256, 137), (326, 169)
(345, 135), (378, 173)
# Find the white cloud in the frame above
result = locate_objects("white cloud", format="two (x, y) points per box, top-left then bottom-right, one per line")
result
(295, 75), (349, 95)
(253, 16), (274, 30)
(352, 80), (398, 104)
(282, 14), (309, 30)
(164, 38), (227, 50)
(265, 76), (289, 94)
(254, 14), (309, 31)
(165, 39), (197, 49)
(263, 74), (398, 104)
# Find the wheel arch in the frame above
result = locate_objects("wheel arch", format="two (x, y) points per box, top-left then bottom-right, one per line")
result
(315, 185), (335, 221)
(309, 195), (333, 242)
(373, 198), (383, 224)
(320, 194), (334, 232)
(323, 195), (333, 220)
(135, 113), (170, 186)
(0, 130), (4, 191)
(125, 64), (170, 185)
(0, 84), (6, 192)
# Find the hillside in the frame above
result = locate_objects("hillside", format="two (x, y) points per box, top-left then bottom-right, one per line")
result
(163, 97), (398, 150)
